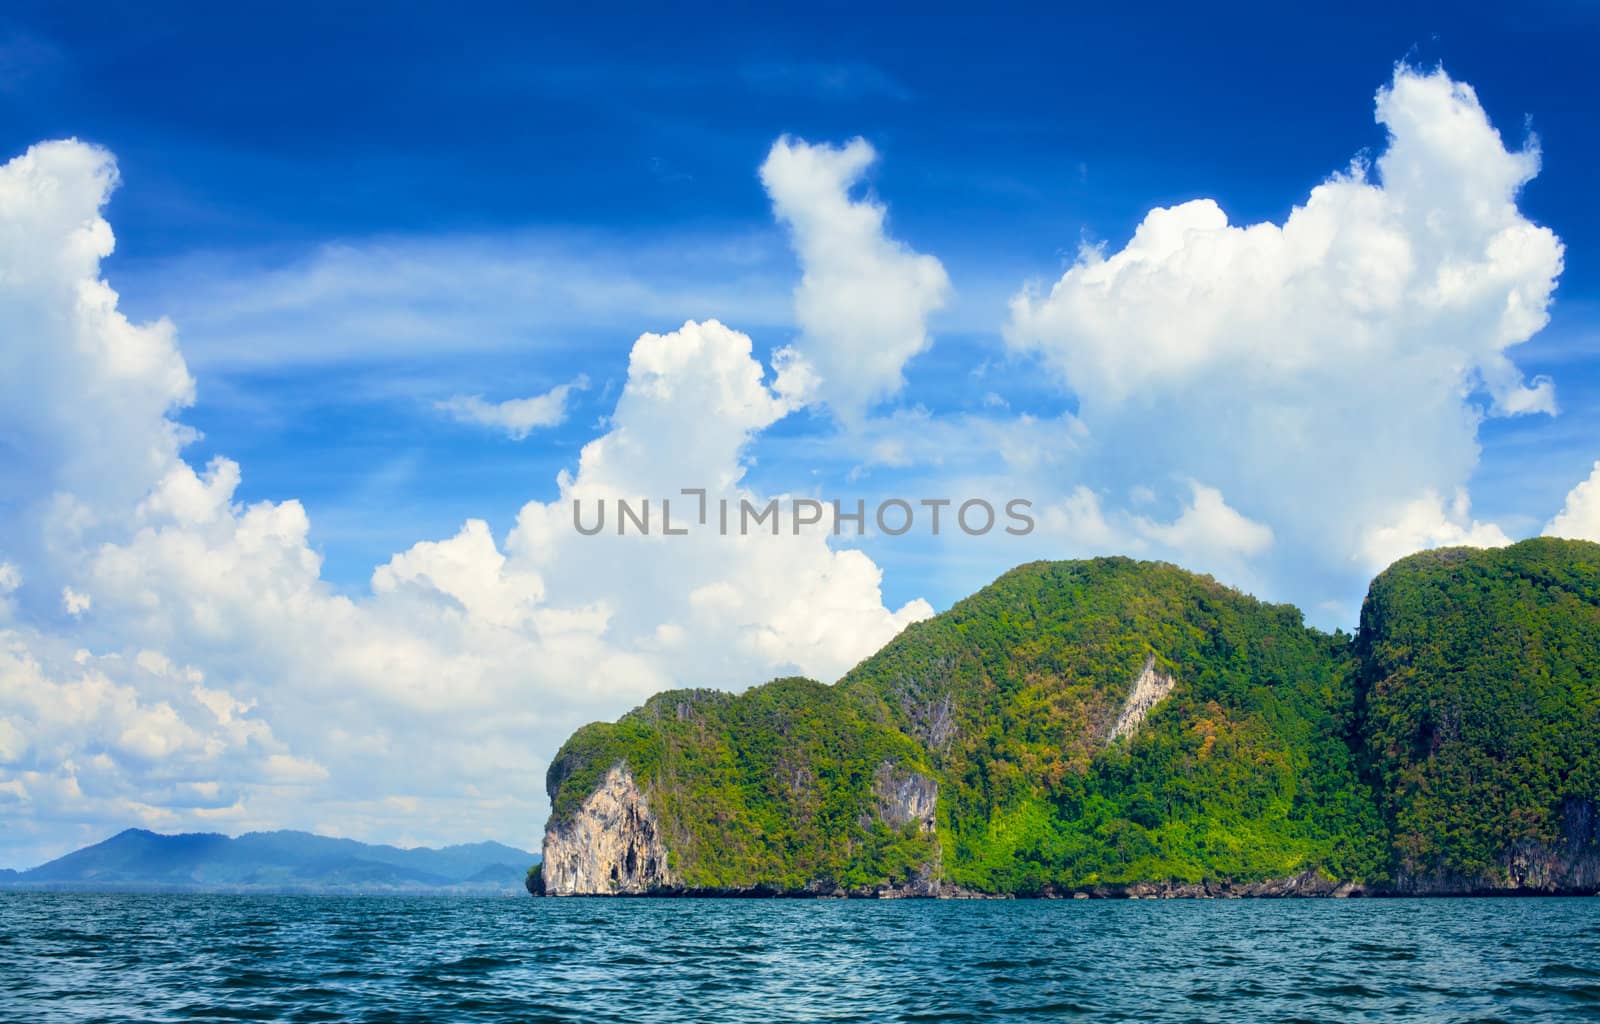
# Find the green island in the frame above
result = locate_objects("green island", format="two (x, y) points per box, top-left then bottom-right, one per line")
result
(532, 538), (1600, 897)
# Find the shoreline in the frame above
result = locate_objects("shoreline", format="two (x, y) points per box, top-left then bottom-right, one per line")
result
(529, 870), (1600, 901)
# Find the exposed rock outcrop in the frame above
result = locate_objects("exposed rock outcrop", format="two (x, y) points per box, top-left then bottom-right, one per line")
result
(1394, 798), (1600, 895)
(541, 763), (673, 895)
(902, 691), (957, 753)
(534, 764), (1597, 899)
(873, 763), (938, 834)
(1106, 654), (1175, 744)
(1047, 870), (1368, 899)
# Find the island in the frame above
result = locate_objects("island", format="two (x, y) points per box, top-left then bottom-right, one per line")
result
(530, 538), (1600, 898)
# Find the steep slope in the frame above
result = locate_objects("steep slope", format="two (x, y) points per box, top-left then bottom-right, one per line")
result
(537, 545), (1600, 897)
(838, 558), (1384, 892)
(541, 558), (1385, 895)
(1357, 537), (1600, 893)
(539, 678), (939, 895)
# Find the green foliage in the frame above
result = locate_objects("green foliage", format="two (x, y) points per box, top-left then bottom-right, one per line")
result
(839, 558), (1387, 890)
(543, 544), (1600, 894)
(546, 679), (938, 890)
(1357, 538), (1600, 883)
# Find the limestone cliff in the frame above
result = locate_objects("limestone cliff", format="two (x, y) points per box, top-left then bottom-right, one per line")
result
(541, 763), (672, 895)
(1105, 655), (1175, 745)
(872, 763), (938, 834)
(537, 676), (942, 896)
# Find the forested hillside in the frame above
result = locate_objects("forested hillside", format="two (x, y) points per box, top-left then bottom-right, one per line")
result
(1357, 538), (1600, 890)
(538, 540), (1600, 896)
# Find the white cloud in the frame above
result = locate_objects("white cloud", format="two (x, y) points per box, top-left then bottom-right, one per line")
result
(372, 518), (544, 628)
(760, 136), (950, 420)
(1134, 482), (1275, 558)
(60, 588), (89, 617)
(502, 318), (930, 682)
(1545, 460), (1600, 542)
(1358, 488), (1511, 570)
(0, 63), (1583, 865)
(0, 562), (19, 623)
(119, 231), (796, 372)
(1003, 66), (1558, 587)
(1038, 487), (1122, 551)
(1012, 482), (1273, 587)
(436, 375), (588, 439)
(0, 141), (195, 520)
(0, 632), (302, 828)
(0, 142), (929, 867)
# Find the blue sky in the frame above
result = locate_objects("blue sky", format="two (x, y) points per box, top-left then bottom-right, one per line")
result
(7, 1), (1598, 614)
(5, 4), (1597, 587)
(1, 2), (1598, 863)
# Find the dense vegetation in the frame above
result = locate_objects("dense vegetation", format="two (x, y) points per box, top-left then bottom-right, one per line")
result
(838, 558), (1386, 891)
(547, 678), (939, 891)
(1357, 538), (1600, 886)
(543, 540), (1600, 894)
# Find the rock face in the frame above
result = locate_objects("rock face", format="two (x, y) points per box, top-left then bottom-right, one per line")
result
(1106, 655), (1175, 744)
(1395, 798), (1600, 895)
(873, 763), (938, 833)
(541, 763), (673, 895)
(1044, 869), (1368, 899)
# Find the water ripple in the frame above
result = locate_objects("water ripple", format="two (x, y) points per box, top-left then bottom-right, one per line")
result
(3, 893), (1600, 1021)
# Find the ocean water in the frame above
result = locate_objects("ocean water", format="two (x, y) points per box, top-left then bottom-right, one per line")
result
(3, 893), (1599, 1022)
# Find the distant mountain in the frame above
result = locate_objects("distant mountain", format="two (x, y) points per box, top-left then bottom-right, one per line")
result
(4, 829), (540, 893)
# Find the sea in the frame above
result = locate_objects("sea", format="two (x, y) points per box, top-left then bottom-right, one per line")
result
(3, 892), (1599, 1022)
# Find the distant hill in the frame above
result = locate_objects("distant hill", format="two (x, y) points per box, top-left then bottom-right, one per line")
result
(3, 829), (540, 893)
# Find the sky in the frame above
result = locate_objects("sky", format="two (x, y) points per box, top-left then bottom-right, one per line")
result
(1, 2), (1598, 867)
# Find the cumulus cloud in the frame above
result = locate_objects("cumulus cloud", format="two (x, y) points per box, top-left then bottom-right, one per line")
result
(1134, 483), (1275, 559)
(501, 318), (929, 682)
(1545, 461), (1600, 542)
(761, 136), (950, 419)
(436, 375), (589, 439)
(0, 141), (195, 520)
(1036, 487), (1122, 551)
(0, 141), (928, 867)
(1004, 65), (1560, 591)
(0, 63), (1584, 865)
(0, 631), (313, 858)
(1358, 488), (1511, 570)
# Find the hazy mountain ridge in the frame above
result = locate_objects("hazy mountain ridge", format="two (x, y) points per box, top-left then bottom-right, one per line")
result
(4, 828), (539, 893)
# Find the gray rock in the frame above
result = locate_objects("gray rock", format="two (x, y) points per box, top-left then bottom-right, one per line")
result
(542, 763), (673, 895)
